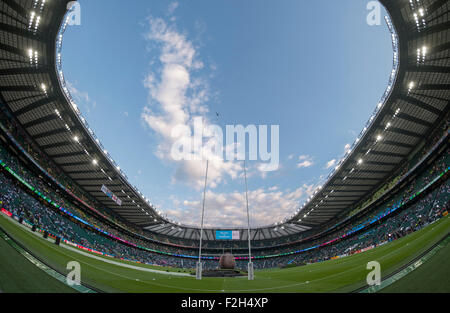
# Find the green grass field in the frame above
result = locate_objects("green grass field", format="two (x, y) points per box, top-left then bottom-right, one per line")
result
(0, 213), (449, 293)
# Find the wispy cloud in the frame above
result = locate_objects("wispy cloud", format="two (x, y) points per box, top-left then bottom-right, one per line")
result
(140, 7), (322, 227)
(344, 143), (351, 153)
(297, 155), (314, 169)
(141, 15), (241, 190)
(324, 143), (351, 170)
(167, 1), (179, 16)
(66, 81), (97, 113)
(325, 158), (337, 169)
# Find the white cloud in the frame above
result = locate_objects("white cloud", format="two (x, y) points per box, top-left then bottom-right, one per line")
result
(324, 144), (352, 171)
(139, 9), (322, 227)
(325, 158), (336, 169)
(297, 160), (314, 168)
(344, 143), (351, 153)
(297, 155), (314, 169)
(167, 2), (179, 15)
(66, 81), (96, 113)
(166, 184), (317, 227)
(141, 16), (241, 190)
(67, 81), (90, 102)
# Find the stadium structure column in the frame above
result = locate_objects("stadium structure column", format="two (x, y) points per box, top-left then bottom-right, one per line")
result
(244, 160), (254, 280)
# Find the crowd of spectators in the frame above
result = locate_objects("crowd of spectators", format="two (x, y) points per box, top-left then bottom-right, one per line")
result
(1, 102), (449, 269)
(0, 105), (448, 251)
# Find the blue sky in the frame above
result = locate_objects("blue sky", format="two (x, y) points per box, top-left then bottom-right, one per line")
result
(62, 0), (392, 227)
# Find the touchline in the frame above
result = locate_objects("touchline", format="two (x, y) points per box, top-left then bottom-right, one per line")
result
(170, 117), (280, 171)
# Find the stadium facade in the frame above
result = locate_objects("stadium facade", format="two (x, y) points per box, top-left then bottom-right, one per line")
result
(0, 0), (449, 270)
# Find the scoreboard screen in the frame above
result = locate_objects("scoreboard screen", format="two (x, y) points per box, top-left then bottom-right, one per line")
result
(215, 230), (240, 240)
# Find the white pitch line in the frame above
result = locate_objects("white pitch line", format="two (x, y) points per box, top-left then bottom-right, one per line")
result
(2, 215), (190, 277)
(2, 213), (443, 293)
(60, 244), (190, 277)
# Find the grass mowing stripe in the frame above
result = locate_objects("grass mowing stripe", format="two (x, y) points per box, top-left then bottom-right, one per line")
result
(359, 234), (450, 293)
(380, 237), (450, 293)
(0, 230), (75, 293)
(0, 215), (201, 292)
(0, 217), (371, 292)
(0, 225), (96, 293)
(61, 244), (190, 276)
(1, 213), (449, 293)
(0, 214), (445, 292)
(233, 227), (450, 293)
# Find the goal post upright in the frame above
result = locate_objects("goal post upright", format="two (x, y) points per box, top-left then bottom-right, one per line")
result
(244, 160), (254, 280)
(196, 159), (209, 280)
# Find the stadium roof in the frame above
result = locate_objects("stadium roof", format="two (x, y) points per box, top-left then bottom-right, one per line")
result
(0, 0), (448, 240)
(288, 0), (450, 228)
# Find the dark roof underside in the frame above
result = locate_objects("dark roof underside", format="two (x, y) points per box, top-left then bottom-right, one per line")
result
(0, 0), (448, 240)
